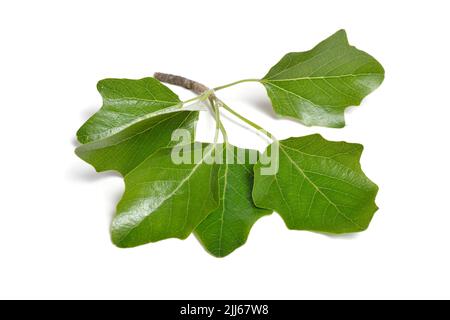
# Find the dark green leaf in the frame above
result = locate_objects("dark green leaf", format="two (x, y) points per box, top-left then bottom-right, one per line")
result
(112, 143), (220, 248)
(75, 110), (197, 175)
(75, 77), (198, 176)
(77, 77), (182, 144)
(262, 30), (384, 128)
(194, 145), (271, 257)
(253, 134), (378, 233)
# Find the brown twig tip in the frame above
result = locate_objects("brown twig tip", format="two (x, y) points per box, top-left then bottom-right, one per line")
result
(154, 72), (211, 96)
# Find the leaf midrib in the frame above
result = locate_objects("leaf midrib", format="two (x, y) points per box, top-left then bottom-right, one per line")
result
(263, 73), (381, 82)
(80, 112), (183, 150)
(79, 104), (183, 142)
(217, 161), (229, 256)
(117, 146), (215, 244)
(104, 97), (178, 105)
(122, 113), (194, 178)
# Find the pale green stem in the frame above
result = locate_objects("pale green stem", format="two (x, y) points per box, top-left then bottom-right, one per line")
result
(218, 99), (275, 141)
(213, 79), (261, 92)
(210, 98), (220, 143)
(218, 118), (228, 143)
(181, 91), (212, 106)
(155, 72), (263, 142)
(216, 106), (229, 143)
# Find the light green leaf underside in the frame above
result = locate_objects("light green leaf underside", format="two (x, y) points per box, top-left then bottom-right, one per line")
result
(77, 77), (181, 144)
(194, 145), (272, 257)
(253, 134), (379, 233)
(75, 110), (198, 176)
(262, 29), (384, 128)
(112, 144), (220, 248)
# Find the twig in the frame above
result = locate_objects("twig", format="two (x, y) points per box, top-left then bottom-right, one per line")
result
(154, 72), (213, 96)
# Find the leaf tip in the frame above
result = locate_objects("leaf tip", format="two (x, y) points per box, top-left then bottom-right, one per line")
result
(333, 121), (346, 129)
(74, 145), (82, 158)
(110, 227), (131, 249)
(111, 239), (131, 249)
(208, 251), (230, 259)
(96, 79), (108, 92)
(75, 130), (87, 145)
(331, 29), (349, 44)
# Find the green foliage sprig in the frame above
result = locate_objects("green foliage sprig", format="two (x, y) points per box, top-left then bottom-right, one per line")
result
(76, 30), (384, 257)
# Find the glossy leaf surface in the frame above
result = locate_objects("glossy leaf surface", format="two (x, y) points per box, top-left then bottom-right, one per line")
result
(253, 134), (378, 233)
(76, 110), (197, 175)
(262, 30), (384, 127)
(195, 145), (271, 257)
(77, 77), (182, 144)
(112, 144), (220, 247)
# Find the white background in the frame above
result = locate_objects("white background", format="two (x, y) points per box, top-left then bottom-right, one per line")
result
(1, 0), (449, 300)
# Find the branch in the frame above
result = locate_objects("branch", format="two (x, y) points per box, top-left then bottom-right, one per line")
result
(154, 72), (213, 96)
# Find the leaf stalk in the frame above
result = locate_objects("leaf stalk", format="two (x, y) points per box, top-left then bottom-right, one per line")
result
(154, 72), (274, 142)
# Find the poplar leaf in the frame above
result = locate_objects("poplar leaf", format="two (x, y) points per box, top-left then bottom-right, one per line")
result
(262, 30), (384, 128)
(112, 144), (220, 247)
(77, 77), (182, 144)
(195, 145), (271, 257)
(75, 110), (197, 175)
(75, 77), (198, 175)
(253, 134), (379, 233)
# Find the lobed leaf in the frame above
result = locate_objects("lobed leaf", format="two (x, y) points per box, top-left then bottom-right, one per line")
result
(253, 134), (379, 233)
(77, 77), (182, 144)
(112, 144), (220, 247)
(194, 145), (271, 257)
(262, 30), (384, 128)
(75, 77), (198, 176)
(75, 110), (197, 176)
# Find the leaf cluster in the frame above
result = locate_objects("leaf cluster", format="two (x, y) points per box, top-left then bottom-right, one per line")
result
(76, 30), (384, 257)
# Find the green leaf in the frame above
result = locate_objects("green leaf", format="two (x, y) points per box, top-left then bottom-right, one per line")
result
(253, 134), (378, 233)
(194, 145), (271, 257)
(261, 30), (384, 128)
(75, 77), (198, 176)
(77, 77), (182, 144)
(112, 143), (220, 248)
(75, 110), (198, 175)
